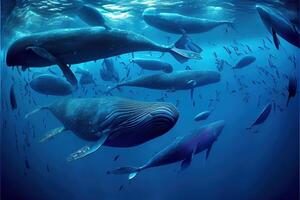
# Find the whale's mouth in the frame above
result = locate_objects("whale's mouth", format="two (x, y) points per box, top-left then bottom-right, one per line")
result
(105, 100), (179, 147)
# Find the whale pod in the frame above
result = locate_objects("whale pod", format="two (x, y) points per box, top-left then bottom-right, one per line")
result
(25, 97), (179, 161)
(108, 120), (225, 179)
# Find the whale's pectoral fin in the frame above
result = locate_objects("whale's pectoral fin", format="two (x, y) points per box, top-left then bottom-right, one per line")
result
(206, 144), (213, 160)
(67, 132), (109, 162)
(175, 33), (203, 54)
(39, 127), (67, 143)
(180, 153), (193, 171)
(271, 27), (280, 49)
(170, 35), (202, 63)
(27, 46), (78, 86)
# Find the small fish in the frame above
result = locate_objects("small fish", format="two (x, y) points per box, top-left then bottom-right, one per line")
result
(245, 44), (252, 52)
(114, 155), (120, 161)
(119, 185), (124, 191)
(46, 164), (50, 172)
(287, 75), (297, 106)
(247, 103), (272, 129)
(10, 84), (17, 110)
(185, 65), (192, 70)
(25, 158), (30, 170)
(194, 110), (211, 121)
(223, 46), (232, 55)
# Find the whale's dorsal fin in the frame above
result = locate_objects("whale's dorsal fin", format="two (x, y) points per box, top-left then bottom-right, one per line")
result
(67, 132), (109, 162)
(271, 27), (280, 49)
(27, 46), (78, 86)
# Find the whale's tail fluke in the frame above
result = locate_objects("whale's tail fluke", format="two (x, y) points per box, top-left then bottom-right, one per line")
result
(107, 166), (142, 180)
(169, 35), (202, 63)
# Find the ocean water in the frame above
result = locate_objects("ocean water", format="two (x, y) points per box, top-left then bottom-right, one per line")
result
(1, 1), (299, 200)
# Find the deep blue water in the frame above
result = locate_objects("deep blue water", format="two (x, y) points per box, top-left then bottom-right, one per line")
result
(1, 1), (299, 200)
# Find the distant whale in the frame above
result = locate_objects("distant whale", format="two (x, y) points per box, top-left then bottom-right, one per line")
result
(77, 5), (110, 29)
(256, 4), (300, 49)
(109, 70), (220, 99)
(6, 27), (201, 85)
(143, 8), (234, 34)
(25, 97), (179, 161)
(100, 58), (120, 82)
(132, 58), (173, 73)
(29, 74), (73, 96)
(108, 120), (225, 179)
(232, 56), (256, 69)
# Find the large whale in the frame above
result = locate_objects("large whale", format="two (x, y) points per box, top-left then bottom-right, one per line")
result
(108, 120), (225, 179)
(142, 8), (234, 34)
(6, 27), (201, 85)
(25, 97), (179, 161)
(109, 70), (220, 100)
(256, 4), (300, 49)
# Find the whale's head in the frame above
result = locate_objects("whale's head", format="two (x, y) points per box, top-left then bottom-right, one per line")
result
(6, 38), (51, 69)
(106, 99), (179, 147)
